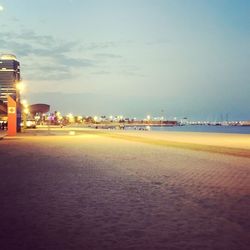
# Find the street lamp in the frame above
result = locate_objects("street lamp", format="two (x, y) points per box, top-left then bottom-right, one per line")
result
(16, 81), (25, 101)
(147, 115), (151, 124)
(21, 99), (29, 130)
(21, 99), (28, 107)
(93, 116), (98, 123)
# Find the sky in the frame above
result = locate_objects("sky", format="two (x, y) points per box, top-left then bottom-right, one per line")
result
(0, 0), (249, 120)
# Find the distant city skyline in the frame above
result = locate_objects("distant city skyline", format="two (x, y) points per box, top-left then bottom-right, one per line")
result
(0, 0), (249, 120)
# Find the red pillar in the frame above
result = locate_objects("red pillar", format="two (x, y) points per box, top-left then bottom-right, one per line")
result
(7, 96), (17, 136)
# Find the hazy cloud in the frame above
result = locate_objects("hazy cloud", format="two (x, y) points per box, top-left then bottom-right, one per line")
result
(94, 53), (122, 59)
(0, 30), (95, 81)
(10, 17), (20, 23)
(82, 41), (117, 50)
(0, 30), (135, 82)
(91, 70), (111, 75)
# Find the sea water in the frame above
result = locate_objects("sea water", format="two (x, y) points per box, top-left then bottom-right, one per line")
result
(150, 125), (250, 134)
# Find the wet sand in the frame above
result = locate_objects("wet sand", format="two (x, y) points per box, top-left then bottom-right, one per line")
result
(114, 130), (250, 149)
(98, 130), (250, 158)
(0, 129), (250, 249)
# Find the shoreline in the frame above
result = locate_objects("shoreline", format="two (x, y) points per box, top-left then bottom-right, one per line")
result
(7, 127), (250, 158)
(97, 130), (250, 158)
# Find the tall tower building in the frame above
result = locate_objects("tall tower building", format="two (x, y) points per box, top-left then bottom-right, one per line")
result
(0, 54), (21, 104)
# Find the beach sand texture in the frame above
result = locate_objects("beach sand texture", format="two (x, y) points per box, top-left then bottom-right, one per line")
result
(0, 130), (249, 249)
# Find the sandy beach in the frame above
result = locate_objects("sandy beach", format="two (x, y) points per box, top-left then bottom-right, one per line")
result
(0, 128), (249, 249)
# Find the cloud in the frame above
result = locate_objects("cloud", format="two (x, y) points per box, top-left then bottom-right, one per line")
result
(0, 29), (135, 82)
(94, 53), (122, 59)
(0, 5), (4, 12)
(82, 41), (117, 50)
(0, 30), (95, 81)
(10, 17), (19, 23)
(91, 70), (111, 75)
(0, 28), (143, 84)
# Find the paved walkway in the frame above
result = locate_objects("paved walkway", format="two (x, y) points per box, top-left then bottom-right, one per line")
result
(0, 130), (249, 250)
(0, 130), (7, 139)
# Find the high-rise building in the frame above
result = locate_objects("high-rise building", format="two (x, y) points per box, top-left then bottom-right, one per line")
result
(0, 54), (21, 103)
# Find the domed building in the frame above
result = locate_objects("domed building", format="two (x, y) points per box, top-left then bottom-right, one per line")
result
(29, 104), (50, 116)
(28, 103), (50, 125)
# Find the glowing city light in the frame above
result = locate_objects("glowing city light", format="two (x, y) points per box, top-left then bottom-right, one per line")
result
(21, 99), (28, 108)
(24, 108), (29, 114)
(16, 81), (25, 93)
(67, 113), (74, 123)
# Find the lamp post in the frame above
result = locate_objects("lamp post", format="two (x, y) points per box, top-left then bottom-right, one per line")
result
(16, 81), (26, 132)
(16, 81), (25, 102)
(147, 115), (151, 125)
(21, 99), (29, 130)
(23, 107), (29, 129)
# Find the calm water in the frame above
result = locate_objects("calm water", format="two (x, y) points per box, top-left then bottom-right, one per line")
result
(150, 125), (250, 134)
(85, 124), (250, 134)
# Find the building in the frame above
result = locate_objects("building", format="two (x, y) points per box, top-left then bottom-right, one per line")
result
(0, 54), (21, 103)
(29, 104), (50, 115)
(29, 103), (50, 125)
(0, 100), (7, 120)
(0, 54), (22, 131)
